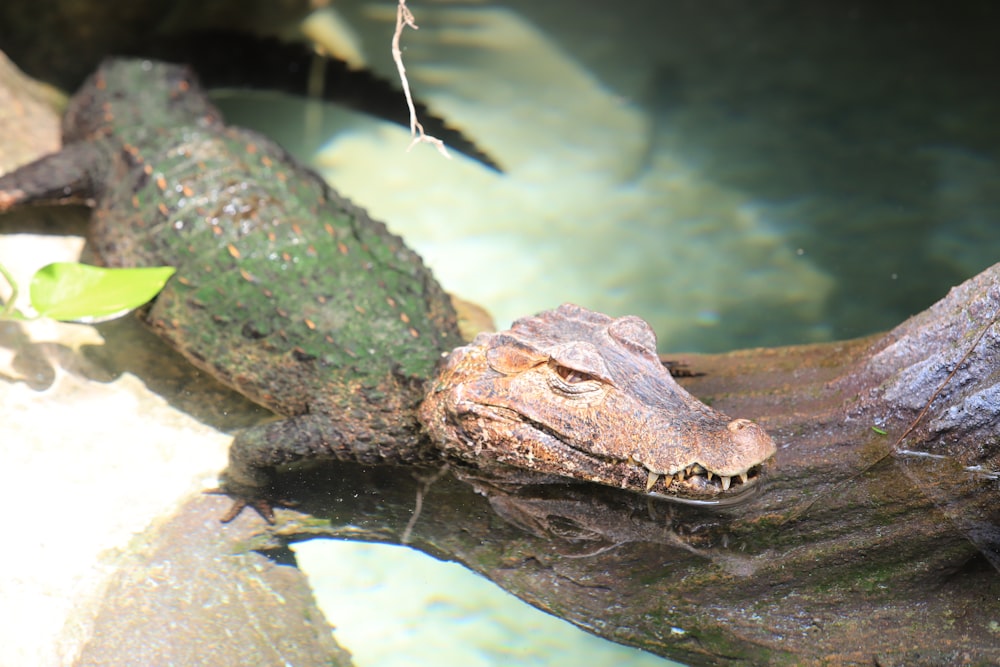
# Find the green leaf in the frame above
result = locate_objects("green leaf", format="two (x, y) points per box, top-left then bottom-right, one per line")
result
(871, 426), (888, 435)
(30, 262), (176, 322)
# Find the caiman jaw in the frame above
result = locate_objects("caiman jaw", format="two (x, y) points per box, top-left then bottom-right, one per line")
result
(642, 462), (767, 495)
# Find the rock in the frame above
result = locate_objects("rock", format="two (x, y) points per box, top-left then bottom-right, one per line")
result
(0, 50), (64, 175)
(76, 494), (353, 667)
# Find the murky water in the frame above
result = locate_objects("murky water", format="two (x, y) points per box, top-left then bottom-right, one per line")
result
(211, 2), (1000, 665)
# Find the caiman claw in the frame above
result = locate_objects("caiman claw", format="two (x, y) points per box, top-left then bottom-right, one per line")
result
(205, 477), (295, 524)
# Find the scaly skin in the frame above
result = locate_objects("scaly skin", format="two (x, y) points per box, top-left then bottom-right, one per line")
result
(0, 59), (776, 521)
(421, 303), (775, 499)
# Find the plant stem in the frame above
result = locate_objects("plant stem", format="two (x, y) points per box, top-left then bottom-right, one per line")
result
(0, 261), (19, 319)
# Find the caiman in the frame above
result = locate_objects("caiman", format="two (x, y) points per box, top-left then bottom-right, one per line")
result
(0, 58), (776, 521)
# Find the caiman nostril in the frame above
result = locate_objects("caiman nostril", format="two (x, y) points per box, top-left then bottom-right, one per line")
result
(727, 418), (753, 432)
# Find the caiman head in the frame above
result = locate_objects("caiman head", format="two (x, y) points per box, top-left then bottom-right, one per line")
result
(419, 303), (776, 501)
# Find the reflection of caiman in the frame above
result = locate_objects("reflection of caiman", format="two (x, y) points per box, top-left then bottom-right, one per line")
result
(0, 59), (776, 521)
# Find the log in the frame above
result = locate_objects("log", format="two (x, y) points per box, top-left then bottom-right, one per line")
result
(246, 262), (1000, 667)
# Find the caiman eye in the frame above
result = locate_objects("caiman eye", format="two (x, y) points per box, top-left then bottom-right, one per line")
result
(554, 365), (596, 384)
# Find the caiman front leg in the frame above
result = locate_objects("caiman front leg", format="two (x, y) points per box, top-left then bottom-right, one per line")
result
(215, 415), (327, 522)
(216, 412), (428, 522)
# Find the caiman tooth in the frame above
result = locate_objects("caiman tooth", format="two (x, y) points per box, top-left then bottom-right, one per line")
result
(720, 476), (732, 491)
(706, 471), (714, 481)
(739, 472), (748, 484)
(646, 471), (660, 492)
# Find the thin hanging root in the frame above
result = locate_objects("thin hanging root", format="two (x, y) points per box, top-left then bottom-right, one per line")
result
(391, 0), (451, 159)
(0, 261), (19, 318)
(401, 464), (450, 544)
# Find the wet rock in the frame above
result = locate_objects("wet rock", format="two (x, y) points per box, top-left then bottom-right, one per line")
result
(76, 494), (353, 667)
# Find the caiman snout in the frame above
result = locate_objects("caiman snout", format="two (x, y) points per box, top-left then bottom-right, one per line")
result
(633, 410), (776, 498)
(639, 417), (776, 496)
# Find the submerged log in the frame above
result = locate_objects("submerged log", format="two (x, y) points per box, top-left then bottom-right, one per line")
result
(247, 262), (1000, 667)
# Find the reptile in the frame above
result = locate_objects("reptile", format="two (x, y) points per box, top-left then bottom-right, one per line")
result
(0, 58), (776, 521)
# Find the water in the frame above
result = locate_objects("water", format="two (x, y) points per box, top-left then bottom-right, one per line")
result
(214, 1), (1000, 665)
(294, 540), (673, 667)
